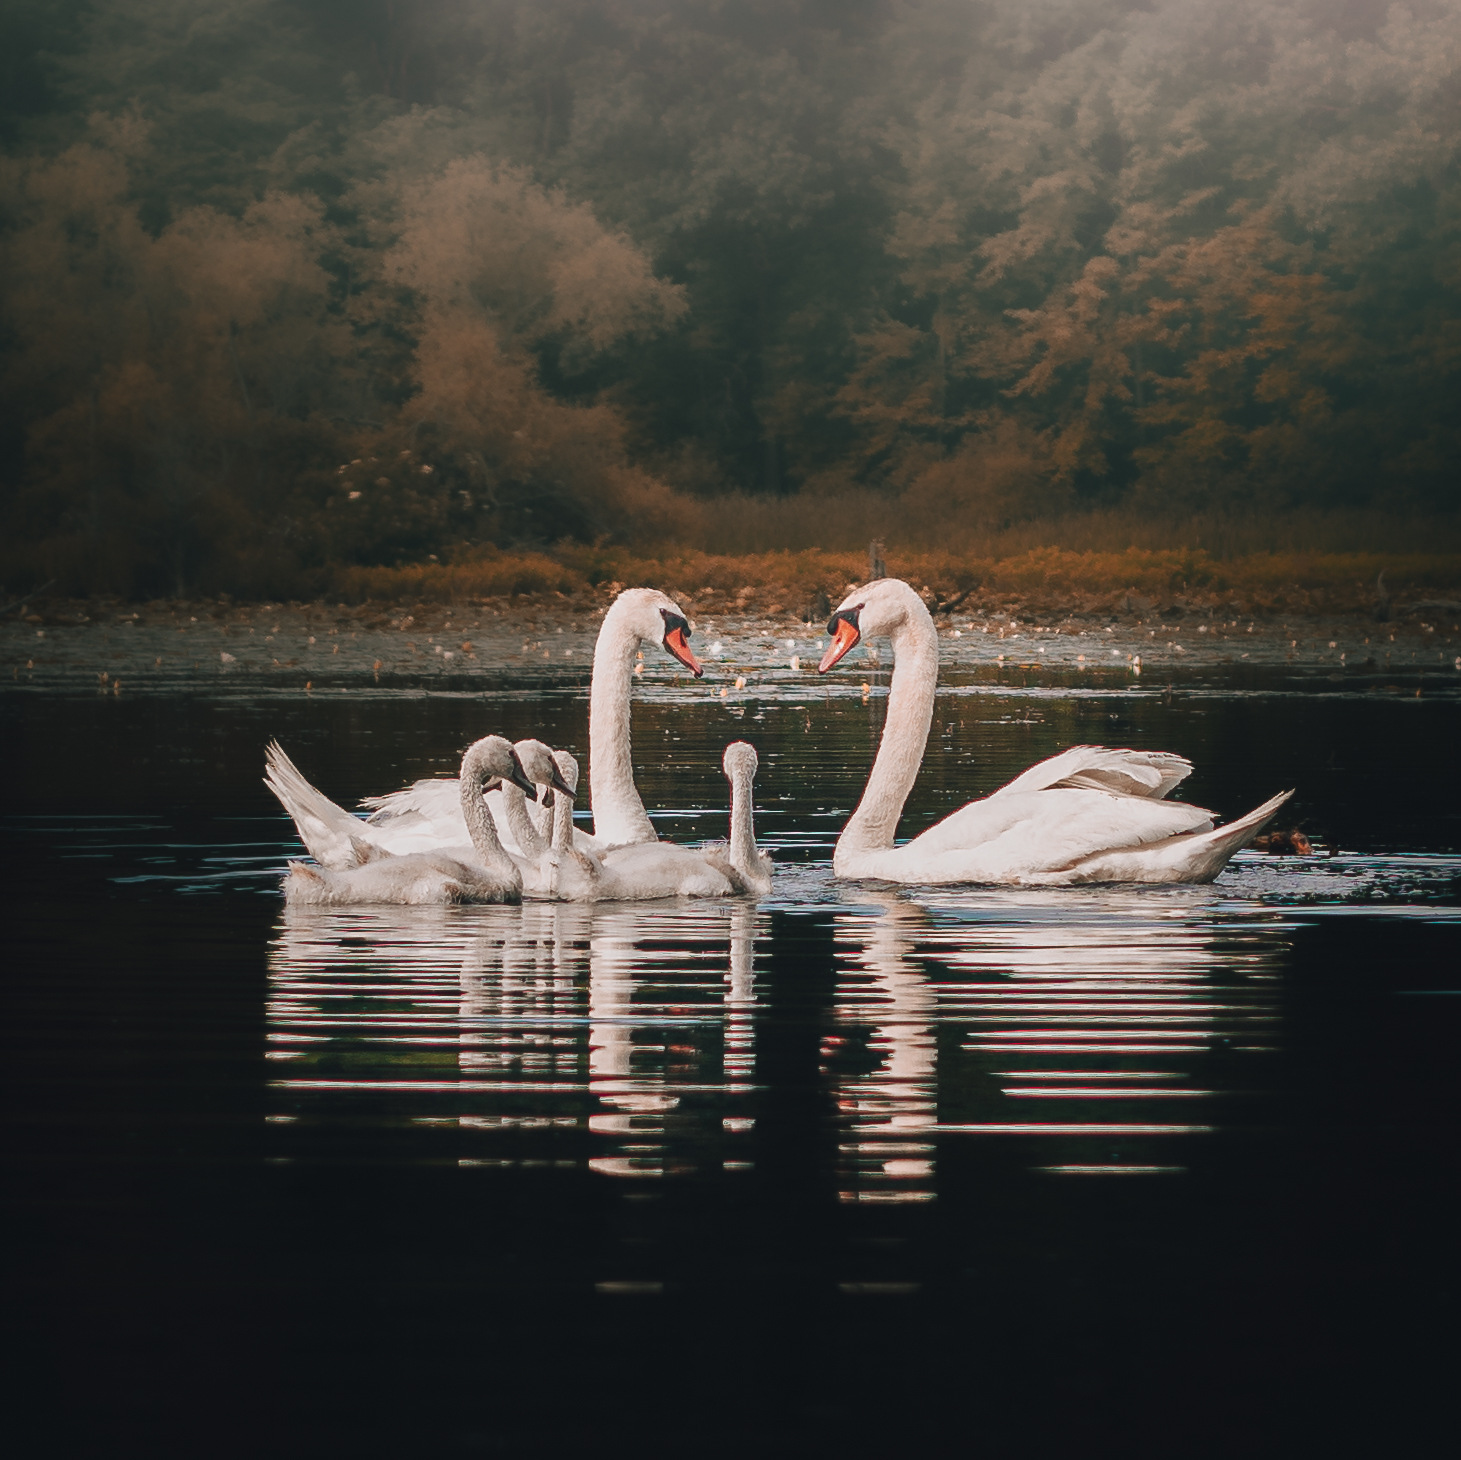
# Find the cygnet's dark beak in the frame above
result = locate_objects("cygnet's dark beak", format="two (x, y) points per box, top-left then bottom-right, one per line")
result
(507, 751), (538, 799)
(549, 764), (576, 799)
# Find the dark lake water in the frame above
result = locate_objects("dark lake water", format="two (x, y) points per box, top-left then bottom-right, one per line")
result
(5, 663), (1460, 1457)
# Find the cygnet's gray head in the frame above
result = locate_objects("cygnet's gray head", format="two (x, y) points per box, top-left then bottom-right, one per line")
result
(463, 735), (537, 797)
(513, 738), (575, 802)
(722, 740), (758, 780)
(551, 749), (580, 797)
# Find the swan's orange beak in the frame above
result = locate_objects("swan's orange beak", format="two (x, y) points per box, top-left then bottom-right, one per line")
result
(663, 625), (703, 678)
(818, 614), (861, 673)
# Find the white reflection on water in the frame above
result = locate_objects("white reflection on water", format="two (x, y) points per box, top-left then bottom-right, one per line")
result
(266, 868), (1447, 1192)
(834, 897), (940, 1204)
(831, 886), (1291, 1191)
(267, 900), (761, 1178)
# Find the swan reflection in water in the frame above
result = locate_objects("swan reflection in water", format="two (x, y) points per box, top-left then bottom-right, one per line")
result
(267, 886), (1290, 1188)
(830, 886), (1289, 1197)
(267, 899), (763, 1178)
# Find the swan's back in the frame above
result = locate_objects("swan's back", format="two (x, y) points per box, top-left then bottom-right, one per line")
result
(283, 852), (521, 906)
(595, 841), (734, 900)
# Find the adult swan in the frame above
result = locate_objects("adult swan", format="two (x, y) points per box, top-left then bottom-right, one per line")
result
(817, 578), (1292, 885)
(349, 588), (703, 856)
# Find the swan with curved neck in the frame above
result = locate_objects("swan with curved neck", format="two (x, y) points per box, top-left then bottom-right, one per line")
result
(818, 578), (1292, 885)
(584, 587), (701, 846)
(264, 735), (562, 871)
(281, 736), (532, 905)
(318, 588), (702, 860)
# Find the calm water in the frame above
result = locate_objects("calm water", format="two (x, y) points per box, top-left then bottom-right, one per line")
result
(5, 666), (1460, 1456)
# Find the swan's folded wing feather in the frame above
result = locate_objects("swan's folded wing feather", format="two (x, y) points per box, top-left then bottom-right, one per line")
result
(361, 777), (609, 860)
(907, 788), (1214, 881)
(992, 746), (1193, 801)
(361, 778), (463, 828)
(597, 841), (735, 899)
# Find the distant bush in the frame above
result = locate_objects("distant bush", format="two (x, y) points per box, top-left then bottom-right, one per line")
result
(325, 541), (1461, 618)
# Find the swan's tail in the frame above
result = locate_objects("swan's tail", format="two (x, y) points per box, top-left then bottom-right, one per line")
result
(1054, 789), (1295, 885)
(264, 741), (374, 870)
(1183, 789), (1296, 879)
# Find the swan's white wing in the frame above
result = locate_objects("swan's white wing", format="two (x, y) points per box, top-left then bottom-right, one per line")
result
(264, 741), (375, 870)
(361, 779), (466, 831)
(360, 781), (526, 858)
(901, 787), (1214, 882)
(990, 746), (1193, 800)
(361, 778), (609, 860)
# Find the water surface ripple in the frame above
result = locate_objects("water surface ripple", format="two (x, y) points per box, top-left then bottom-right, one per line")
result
(5, 672), (1459, 1454)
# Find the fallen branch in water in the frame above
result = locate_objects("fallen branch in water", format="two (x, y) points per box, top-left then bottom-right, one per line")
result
(0, 580), (56, 616)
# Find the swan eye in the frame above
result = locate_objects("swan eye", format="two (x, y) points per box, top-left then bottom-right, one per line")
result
(660, 609), (690, 637)
(826, 605), (862, 635)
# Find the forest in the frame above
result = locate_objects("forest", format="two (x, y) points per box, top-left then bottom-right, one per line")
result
(2, 0), (1459, 599)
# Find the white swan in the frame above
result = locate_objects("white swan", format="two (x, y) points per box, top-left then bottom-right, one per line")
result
(701, 742), (774, 896)
(816, 578), (1292, 885)
(350, 587), (703, 856)
(347, 739), (568, 861)
(539, 748), (764, 901)
(279, 736), (530, 905)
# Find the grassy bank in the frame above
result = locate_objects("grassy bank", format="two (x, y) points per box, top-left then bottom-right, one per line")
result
(334, 543), (1461, 618)
(12, 505), (1461, 617)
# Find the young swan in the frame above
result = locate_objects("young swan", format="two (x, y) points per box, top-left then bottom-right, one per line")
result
(540, 750), (736, 901)
(280, 736), (533, 905)
(702, 742), (774, 896)
(484, 738), (574, 863)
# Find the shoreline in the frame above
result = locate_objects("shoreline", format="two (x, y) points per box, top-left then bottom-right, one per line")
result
(7, 592), (1460, 697)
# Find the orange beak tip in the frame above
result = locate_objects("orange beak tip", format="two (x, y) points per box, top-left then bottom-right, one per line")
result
(665, 627), (702, 677)
(818, 620), (860, 673)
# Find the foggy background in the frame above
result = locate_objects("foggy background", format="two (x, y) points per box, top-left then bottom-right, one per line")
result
(3, 0), (1458, 597)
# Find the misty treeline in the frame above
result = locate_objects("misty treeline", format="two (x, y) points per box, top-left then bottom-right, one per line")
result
(3, 1), (1459, 597)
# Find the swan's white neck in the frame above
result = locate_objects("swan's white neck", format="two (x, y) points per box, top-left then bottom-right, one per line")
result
(836, 598), (938, 864)
(459, 750), (522, 888)
(588, 602), (657, 847)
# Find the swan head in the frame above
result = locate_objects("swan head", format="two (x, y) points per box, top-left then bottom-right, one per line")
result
(514, 738), (575, 801)
(818, 578), (928, 672)
(462, 735), (538, 798)
(551, 750), (580, 796)
(722, 740), (758, 781)
(606, 587), (703, 677)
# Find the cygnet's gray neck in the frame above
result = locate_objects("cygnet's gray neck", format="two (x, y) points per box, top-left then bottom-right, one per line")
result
(459, 752), (520, 882)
